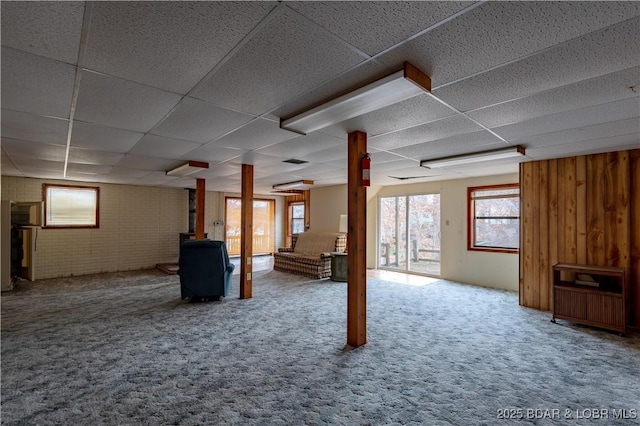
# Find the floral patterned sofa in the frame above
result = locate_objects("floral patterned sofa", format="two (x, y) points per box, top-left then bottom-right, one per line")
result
(274, 232), (346, 279)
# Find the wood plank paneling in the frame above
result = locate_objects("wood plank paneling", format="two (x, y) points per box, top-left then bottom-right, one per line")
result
(576, 156), (587, 264)
(630, 150), (640, 326)
(587, 154), (606, 265)
(538, 161), (549, 311)
(520, 149), (639, 326)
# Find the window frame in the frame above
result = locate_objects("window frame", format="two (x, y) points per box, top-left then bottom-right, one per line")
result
(289, 201), (305, 236)
(42, 183), (100, 229)
(467, 183), (519, 254)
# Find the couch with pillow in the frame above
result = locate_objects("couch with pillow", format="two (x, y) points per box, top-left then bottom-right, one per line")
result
(274, 232), (346, 279)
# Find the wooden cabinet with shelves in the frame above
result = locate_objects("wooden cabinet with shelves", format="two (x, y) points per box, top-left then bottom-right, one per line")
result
(552, 263), (626, 335)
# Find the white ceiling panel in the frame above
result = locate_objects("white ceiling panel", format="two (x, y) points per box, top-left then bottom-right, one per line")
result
(454, 162), (521, 178)
(68, 148), (125, 166)
(74, 71), (182, 132)
(191, 7), (368, 116)
(1, 138), (66, 161)
(467, 67), (640, 128)
(493, 97), (640, 141)
(287, 1), (472, 56)
(151, 97), (255, 144)
(368, 150), (410, 164)
(66, 163), (113, 176)
(212, 119), (298, 151)
(14, 167), (63, 180)
(255, 132), (343, 159)
(525, 134), (640, 160)
(10, 156), (63, 172)
(129, 134), (202, 159)
(108, 166), (152, 179)
(269, 60), (391, 121)
(432, 18), (640, 112)
(1, 1), (84, 64)
(377, 1), (640, 87)
(132, 171), (176, 187)
(1, 47), (75, 118)
(187, 164), (239, 179)
(179, 144), (245, 164)
(518, 118), (639, 149)
(115, 154), (176, 172)
(84, 2), (277, 94)
(369, 115), (483, 151)
(320, 93), (456, 138)
(225, 151), (287, 168)
(1, 109), (69, 146)
(389, 131), (506, 161)
(71, 122), (144, 153)
(1, 152), (22, 176)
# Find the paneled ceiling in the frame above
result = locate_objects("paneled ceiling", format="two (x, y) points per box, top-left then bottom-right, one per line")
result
(1, 1), (639, 194)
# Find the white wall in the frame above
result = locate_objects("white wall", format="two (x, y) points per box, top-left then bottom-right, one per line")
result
(373, 173), (520, 291)
(309, 185), (348, 233)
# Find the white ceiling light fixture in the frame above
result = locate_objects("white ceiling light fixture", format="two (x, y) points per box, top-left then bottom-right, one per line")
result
(420, 145), (526, 169)
(166, 160), (209, 177)
(272, 179), (314, 190)
(280, 62), (431, 135)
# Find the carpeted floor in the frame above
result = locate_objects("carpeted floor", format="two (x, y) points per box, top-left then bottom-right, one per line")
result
(1, 269), (639, 425)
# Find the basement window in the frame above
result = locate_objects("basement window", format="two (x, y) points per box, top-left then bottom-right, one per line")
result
(43, 184), (99, 228)
(468, 184), (519, 253)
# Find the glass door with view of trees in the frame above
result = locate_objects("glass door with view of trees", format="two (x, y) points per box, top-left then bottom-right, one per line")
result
(224, 197), (275, 256)
(379, 194), (441, 276)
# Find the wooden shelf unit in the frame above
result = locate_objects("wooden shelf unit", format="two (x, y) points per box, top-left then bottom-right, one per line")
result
(552, 263), (626, 334)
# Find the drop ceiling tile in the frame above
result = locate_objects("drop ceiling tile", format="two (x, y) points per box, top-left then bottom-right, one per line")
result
(493, 97), (640, 141)
(68, 148), (125, 166)
(369, 115), (483, 151)
(1, 153), (22, 176)
(1, 109), (69, 145)
(255, 161), (309, 175)
(282, 163), (344, 179)
(74, 71), (182, 132)
(255, 132), (344, 158)
(225, 151), (287, 167)
(269, 60), (391, 121)
(287, 1), (472, 56)
(108, 166), (152, 178)
(191, 7), (367, 116)
(10, 156), (63, 172)
(377, 1), (640, 87)
(66, 163), (113, 175)
(319, 93), (456, 138)
(453, 162), (521, 177)
(526, 135), (640, 160)
(1, 138), (66, 161)
(516, 118), (639, 149)
(297, 144), (346, 163)
(71, 122), (144, 153)
(188, 164), (239, 179)
(13, 167), (63, 180)
(368, 150), (410, 164)
(129, 134), (202, 159)
(151, 98), (255, 143)
(432, 18), (640, 112)
(205, 178), (241, 193)
(163, 177), (203, 189)
(132, 171), (175, 187)
(115, 154), (176, 171)
(179, 144), (245, 164)
(212, 119), (298, 151)
(1, 1), (84, 64)
(1, 47), (76, 118)
(84, 2), (276, 93)
(467, 67), (640, 128)
(390, 131), (505, 160)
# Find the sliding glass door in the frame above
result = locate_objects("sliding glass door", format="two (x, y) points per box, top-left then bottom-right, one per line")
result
(379, 194), (441, 276)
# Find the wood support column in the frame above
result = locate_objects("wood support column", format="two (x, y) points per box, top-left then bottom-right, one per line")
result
(240, 164), (253, 299)
(195, 178), (205, 240)
(347, 131), (367, 347)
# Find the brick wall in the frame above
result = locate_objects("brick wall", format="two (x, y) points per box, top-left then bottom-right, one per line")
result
(2, 176), (188, 279)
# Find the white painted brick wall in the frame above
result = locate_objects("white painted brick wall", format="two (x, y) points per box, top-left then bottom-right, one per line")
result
(2, 176), (188, 279)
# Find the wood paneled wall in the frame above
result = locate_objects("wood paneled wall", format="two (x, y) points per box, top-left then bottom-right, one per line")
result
(520, 149), (640, 327)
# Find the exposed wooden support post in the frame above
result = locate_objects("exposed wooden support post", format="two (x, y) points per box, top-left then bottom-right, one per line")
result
(195, 178), (205, 240)
(240, 164), (253, 299)
(347, 131), (367, 347)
